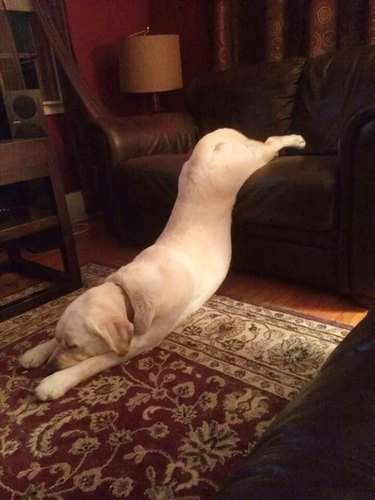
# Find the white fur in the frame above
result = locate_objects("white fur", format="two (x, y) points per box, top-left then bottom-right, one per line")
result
(19, 129), (305, 400)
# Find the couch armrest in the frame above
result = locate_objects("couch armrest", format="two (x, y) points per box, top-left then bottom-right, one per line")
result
(338, 107), (375, 303)
(84, 112), (197, 238)
(88, 112), (198, 167)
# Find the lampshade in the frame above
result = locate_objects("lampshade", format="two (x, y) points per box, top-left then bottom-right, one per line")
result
(119, 34), (183, 93)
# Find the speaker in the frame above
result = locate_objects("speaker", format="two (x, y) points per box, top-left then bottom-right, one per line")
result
(1, 89), (47, 139)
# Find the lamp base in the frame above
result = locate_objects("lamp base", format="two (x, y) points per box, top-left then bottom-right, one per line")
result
(137, 93), (166, 114)
(150, 93), (165, 113)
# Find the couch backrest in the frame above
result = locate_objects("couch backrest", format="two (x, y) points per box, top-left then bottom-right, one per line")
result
(189, 45), (375, 155)
(188, 58), (306, 141)
(292, 45), (375, 154)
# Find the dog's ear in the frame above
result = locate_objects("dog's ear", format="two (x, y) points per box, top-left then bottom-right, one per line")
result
(97, 320), (134, 356)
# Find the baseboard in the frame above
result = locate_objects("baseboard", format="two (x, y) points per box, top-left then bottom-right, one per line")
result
(65, 191), (89, 223)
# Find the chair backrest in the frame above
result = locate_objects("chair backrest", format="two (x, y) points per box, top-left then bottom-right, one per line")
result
(188, 58), (306, 141)
(292, 45), (375, 154)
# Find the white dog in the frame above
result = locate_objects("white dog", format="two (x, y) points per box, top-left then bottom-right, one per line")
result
(19, 129), (305, 400)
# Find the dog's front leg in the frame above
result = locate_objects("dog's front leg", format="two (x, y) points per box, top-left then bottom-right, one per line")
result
(19, 339), (58, 369)
(35, 351), (123, 401)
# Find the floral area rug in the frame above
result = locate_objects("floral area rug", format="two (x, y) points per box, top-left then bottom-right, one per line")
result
(0, 263), (350, 499)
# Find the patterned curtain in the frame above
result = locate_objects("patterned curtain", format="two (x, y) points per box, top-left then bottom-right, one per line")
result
(212, 0), (375, 69)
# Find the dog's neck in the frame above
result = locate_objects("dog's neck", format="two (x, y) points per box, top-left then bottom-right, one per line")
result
(113, 283), (134, 323)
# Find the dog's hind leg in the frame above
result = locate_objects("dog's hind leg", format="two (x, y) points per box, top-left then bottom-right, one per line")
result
(19, 339), (58, 369)
(265, 134), (306, 154)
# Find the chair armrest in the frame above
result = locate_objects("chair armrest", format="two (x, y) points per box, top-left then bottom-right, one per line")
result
(339, 106), (375, 162)
(338, 107), (375, 303)
(87, 112), (198, 167)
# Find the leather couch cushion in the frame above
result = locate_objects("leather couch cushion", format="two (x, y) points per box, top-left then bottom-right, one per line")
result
(292, 45), (375, 154)
(217, 308), (375, 499)
(114, 153), (338, 243)
(189, 58), (306, 141)
(234, 155), (338, 232)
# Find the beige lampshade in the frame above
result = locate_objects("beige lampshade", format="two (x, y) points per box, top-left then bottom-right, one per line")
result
(119, 34), (183, 93)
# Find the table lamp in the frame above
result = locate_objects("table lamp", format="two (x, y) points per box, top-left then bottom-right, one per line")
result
(119, 30), (183, 113)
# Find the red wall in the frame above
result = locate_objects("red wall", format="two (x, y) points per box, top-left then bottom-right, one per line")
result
(65, 0), (149, 116)
(149, 0), (209, 110)
(64, 0), (209, 115)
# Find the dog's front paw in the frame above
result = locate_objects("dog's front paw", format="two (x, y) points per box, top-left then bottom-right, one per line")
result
(35, 372), (71, 401)
(19, 346), (49, 369)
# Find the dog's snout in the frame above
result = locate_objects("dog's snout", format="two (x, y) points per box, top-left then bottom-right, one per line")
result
(45, 362), (58, 374)
(46, 353), (60, 372)
(53, 350), (88, 370)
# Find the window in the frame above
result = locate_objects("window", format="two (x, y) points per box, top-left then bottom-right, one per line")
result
(3, 0), (64, 114)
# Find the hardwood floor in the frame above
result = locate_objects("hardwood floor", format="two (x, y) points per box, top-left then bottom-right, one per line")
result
(1, 217), (368, 328)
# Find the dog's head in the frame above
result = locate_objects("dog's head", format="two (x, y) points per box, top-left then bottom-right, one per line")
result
(50, 282), (134, 370)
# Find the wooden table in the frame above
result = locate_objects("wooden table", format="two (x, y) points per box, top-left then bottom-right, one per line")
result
(0, 137), (82, 321)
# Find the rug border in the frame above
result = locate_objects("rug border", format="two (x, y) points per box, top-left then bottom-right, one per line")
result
(222, 291), (355, 330)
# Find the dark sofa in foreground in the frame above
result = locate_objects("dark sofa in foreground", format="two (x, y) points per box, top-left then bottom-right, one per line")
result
(86, 45), (375, 305)
(216, 308), (375, 499)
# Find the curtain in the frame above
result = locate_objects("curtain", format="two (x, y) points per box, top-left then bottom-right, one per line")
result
(31, 0), (110, 211)
(31, 0), (108, 120)
(212, 0), (375, 70)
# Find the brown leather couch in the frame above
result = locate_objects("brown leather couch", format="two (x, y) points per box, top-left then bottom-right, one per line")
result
(86, 45), (375, 305)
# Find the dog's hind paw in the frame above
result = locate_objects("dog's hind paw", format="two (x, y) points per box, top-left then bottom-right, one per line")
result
(290, 134), (306, 149)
